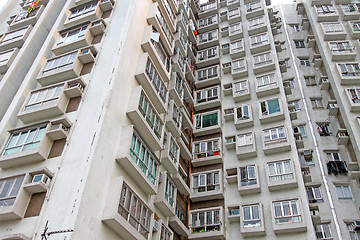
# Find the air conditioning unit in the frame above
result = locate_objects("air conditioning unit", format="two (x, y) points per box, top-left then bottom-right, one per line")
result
(32, 174), (49, 185)
(153, 220), (159, 231)
(354, 220), (360, 230)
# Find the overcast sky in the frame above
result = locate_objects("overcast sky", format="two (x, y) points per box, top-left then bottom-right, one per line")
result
(0, 0), (8, 12)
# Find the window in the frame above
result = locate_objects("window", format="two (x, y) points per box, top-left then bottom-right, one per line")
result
(151, 31), (171, 72)
(229, 22), (242, 35)
(239, 165), (257, 186)
(246, 1), (261, 12)
(197, 65), (218, 81)
(172, 102), (182, 129)
(299, 150), (314, 166)
(145, 57), (168, 103)
(336, 185), (352, 200)
(323, 23), (344, 33)
(199, 15), (217, 28)
(198, 30), (218, 44)
(288, 100), (301, 112)
(326, 152), (340, 161)
(228, 8), (240, 18)
(130, 132), (159, 184)
(236, 105), (250, 120)
(285, 59), (291, 68)
(305, 76), (316, 86)
(193, 171), (220, 193)
(119, 183), (151, 238)
(57, 25), (88, 46)
(256, 73), (276, 89)
(248, 16), (265, 29)
(351, 22), (360, 32)
(347, 88), (360, 103)
(237, 133), (254, 149)
(165, 176), (175, 206)
(69, 2), (98, 20)
(268, 160), (294, 182)
(315, 224), (332, 239)
(338, 63), (360, 77)
(0, 27), (28, 45)
(2, 125), (47, 156)
(311, 98), (323, 108)
(160, 224), (172, 240)
(329, 41), (353, 53)
(347, 223), (360, 240)
(294, 40), (305, 48)
(260, 99), (280, 116)
(196, 86), (218, 104)
(13, 6), (40, 23)
(273, 200), (301, 224)
(307, 186), (323, 203)
(42, 51), (78, 75)
(169, 137), (178, 163)
(195, 111), (219, 129)
(191, 209), (221, 233)
(230, 40), (243, 52)
(294, 125), (306, 137)
(342, 4), (358, 13)
(138, 92), (163, 139)
(250, 33), (268, 47)
(232, 59), (245, 72)
(290, 24), (300, 32)
(194, 139), (220, 159)
(174, 73), (183, 98)
(24, 84), (64, 111)
(299, 58), (310, 66)
(199, 2), (217, 13)
(264, 126), (286, 143)
(198, 46), (218, 62)
(0, 175), (25, 207)
(242, 204), (261, 227)
(233, 80), (248, 95)
(253, 52), (272, 67)
(155, 8), (174, 44)
(0, 49), (15, 64)
(317, 123), (331, 136)
(316, 5), (336, 15)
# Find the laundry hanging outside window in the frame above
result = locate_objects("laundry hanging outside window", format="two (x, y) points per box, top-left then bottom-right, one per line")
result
(28, 0), (39, 14)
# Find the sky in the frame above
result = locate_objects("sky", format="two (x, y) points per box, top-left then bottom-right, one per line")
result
(0, 0), (8, 12)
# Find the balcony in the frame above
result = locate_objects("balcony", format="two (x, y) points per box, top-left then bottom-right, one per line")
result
(238, 165), (261, 194)
(172, 164), (191, 196)
(190, 170), (224, 202)
(0, 25), (32, 52)
(116, 126), (159, 195)
(166, 100), (182, 137)
(18, 79), (85, 123)
(197, 29), (219, 50)
(230, 40), (245, 59)
(135, 53), (168, 114)
(329, 41), (356, 61)
(322, 22), (347, 40)
(339, 4), (360, 20)
(245, 2), (264, 19)
(64, 1), (105, 29)
(198, 1), (218, 19)
(189, 207), (225, 240)
(231, 58), (248, 79)
(172, 50), (186, 80)
(234, 105), (254, 129)
(240, 203), (265, 237)
(194, 85), (221, 111)
(253, 52), (276, 75)
(37, 47), (96, 86)
(169, 73), (184, 107)
(195, 64), (220, 88)
(229, 22), (243, 41)
(266, 160), (298, 191)
(161, 133), (180, 174)
(227, 8), (241, 24)
(262, 126), (291, 155)
(336, 63), (360, 84)
(0, 123), (62, 168)
(102, 177), (152, 240)
(193, 110), (221, 137)
(259, 99), (285, 124)
(174, 27), (188, 57)
(336, 129), (349, 145)
(346, 88), (360, 111)
(227, 0), (240, 9)
(155, 172), (177, 217)
(177, 135), (192, 161)
(141, 26), (171, 83)
(236, 132), (257, 159)
(9, 5), (44, 31)
(177, 9), (188, 34)
(248, 16), (267, 36)
(196, 46), (220, 69)
(153, 0), (177, 33)
(147, 3), (175, 54)
(169, 202), (189, 237)
(315, 5), (339, 22)
(0, 48), (19, 74)
(198, 14), (218, 33)
(192, 138), (222, 167)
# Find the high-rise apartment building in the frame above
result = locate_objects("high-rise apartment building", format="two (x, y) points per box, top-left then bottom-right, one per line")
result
(0, 0), (359, 239)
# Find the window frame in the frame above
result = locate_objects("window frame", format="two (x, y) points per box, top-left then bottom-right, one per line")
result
(273, 199), (301, 224)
